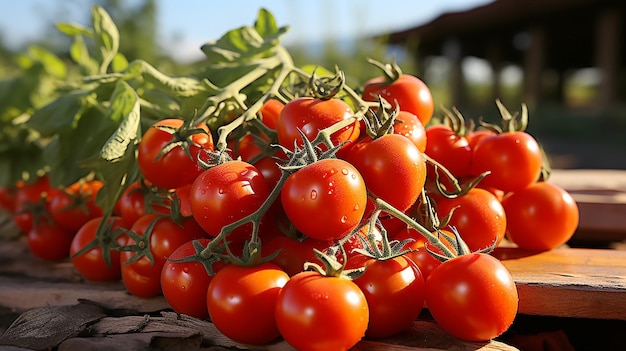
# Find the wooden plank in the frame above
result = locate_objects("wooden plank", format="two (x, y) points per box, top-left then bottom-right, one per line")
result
(549, 169), (626, 239)
(494, 247), (626, 320)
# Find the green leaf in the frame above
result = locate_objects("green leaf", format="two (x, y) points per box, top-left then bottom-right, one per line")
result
(127, 60), (210, 98)
(111, 53), (129, 72)
(27, 92), (88, 137)
(28, 46), (66, 79)
(92, 5), (120, 74)
(100, 80), (141, 161)
(56, 23), (93, 37)
(254, 8), (280, 39)
(70, 35), (99, 75)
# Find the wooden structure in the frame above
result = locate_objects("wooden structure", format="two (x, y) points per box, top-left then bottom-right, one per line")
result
(385, 0), (625, 110)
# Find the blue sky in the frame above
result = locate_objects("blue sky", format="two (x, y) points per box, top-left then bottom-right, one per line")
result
(0, 0), (493, 62)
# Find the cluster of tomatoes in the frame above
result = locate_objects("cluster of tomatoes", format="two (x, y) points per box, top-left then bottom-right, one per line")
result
(0, 65), (579, 350)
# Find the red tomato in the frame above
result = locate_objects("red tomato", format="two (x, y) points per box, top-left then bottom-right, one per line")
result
(425, 124), (472, 178)
(502, 181), (579, 250)
(161, 239), (224, 319)
(13, 176), (54, 233)
(345, 134), (426, 213)
(393, 110), (427, 153)
(426, 253), (518, 341)
(189, 160), (269, 244)
(207, 263), (289, 345)
(253, 156), (282, 190)
(49, 180), (104, 232)
(466, 128), (496, 150)
(264, 235), (326, 276)
(0, 186), (17, 212)
(137, 118), (214, 190)
(363, 73), (434, 126)
(258, 98), (284, 130)
(435, 188), (507, 252)
(281, 158), (367, 241)
(120, 214), (207, 297)
(116, 181), (170, 227)
(277, 97), (360, 155)
(354, 256), (425, 339)
(27, 221), (75, 261)
(70, 216), (127, 282)
(470, 131), (542, 193)
(275, 271), (369, 351)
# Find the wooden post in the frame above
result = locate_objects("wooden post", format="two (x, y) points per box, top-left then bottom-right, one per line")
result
(594, 9), (621, 111)
(486, 39), (503, 103)
(443, 38), (465, 107)
(523, 26), (545, 108)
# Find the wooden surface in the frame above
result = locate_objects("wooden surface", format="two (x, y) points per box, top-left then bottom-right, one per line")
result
(0, 238), (518, 351)
(494, 247), (626, 320)
(549, 169), (626, 241)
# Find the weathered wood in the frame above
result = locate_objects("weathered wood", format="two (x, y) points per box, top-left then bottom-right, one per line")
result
(0, 305), (518, 351)
(495, 247), (626, 320)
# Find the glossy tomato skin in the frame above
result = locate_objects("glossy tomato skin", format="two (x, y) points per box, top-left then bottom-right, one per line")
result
(70, 216), (127, 281)
(345, 134), (426, 213)
(27, 222), (75, 262)
(435, 188), (507, 252)
(281, 158), (367, 241)
(120, 214), (207, 297)
(393, 110), (427, 153)
(264, 235), (326, 276)
(137, 118), (214, 190)
(426, 253), (518, 341)
(354, 256), (425, 339)
(275, 271), (369, 351)
(161, 239), (224, 319)
(363, 74), (434, 126)
(189, 160), (270, 243)
(470, 131), (542, 193)
(116, 181), (170, 227)
(502, 181), (579, 251)
(277, 97), (360, 155)
(49, 180), (104, 232)
(425, 124), (472, 178)
(258, 98), (283, 130)
(207, 263), (289, 345)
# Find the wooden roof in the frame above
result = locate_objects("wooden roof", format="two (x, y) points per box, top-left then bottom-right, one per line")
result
(385, 0), (625, 69)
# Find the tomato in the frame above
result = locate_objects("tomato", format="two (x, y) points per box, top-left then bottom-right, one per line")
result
(281, 158), (367, 241)
(13, 176), (54, 233)
(70, 216), (127, 282)
(470, 131), (542, 193)
(425, 124), (472, 178)
(0, 186), (17, 212)
(120, 214), (207, 297)
(354, 256), (425, 339)
(258, 98), (284, 130)
(277, 97), (360, 155)
(275, 271), (369, 351)
(207, 262), (289, 345)
(425, 253), (518, 341)
(27, 221), (75, 261)
(254, 156), (282, 190)
(363, 73), (434, 126)
(466, 128), (496, 150)
(435, 188), (507, 252)
(49, 180), (104, 232)
(345, 134), (426, 213)
(161, 239), (224, 319)
(264, 235), (326, 276)
(137, 118), (214, 190)
(502, 181), (579, 251)
(116, 181), (170, 227)
(393, 110), (427, 153)
(189, 160), (269, 244)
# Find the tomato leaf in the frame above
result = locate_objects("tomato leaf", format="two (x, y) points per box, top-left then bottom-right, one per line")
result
(70, 35), (99, 75)
(56, 22), (93, 37)
(100, 80), (141, 161)
(92, 5), (120, 74)
(26, 93), (88, 137)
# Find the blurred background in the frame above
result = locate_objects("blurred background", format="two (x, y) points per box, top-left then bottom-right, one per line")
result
(0, 0), (624, 170)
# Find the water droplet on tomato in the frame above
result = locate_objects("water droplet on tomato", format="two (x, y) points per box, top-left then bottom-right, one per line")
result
(218, 188), (224, 194)
(183, 267), (189, 273)
(310, 190), (317, 200)
(353, 204), (359, 211)
(341, 168), (349, 175)
(340, 215), (348, 223)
